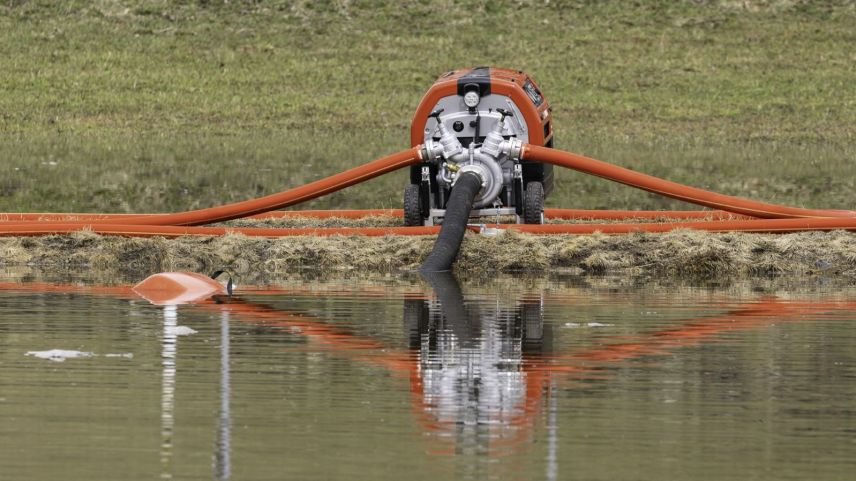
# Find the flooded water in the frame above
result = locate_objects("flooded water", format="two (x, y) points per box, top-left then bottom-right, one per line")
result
(2, 272), (856, 480)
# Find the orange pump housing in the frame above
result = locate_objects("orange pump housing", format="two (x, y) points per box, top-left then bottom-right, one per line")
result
(410, 67), (553, 148)
(406, 67), (555, 225)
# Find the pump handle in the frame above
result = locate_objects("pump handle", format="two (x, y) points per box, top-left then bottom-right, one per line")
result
(428, 108), (444, 120)
(496, 108), (514, 121)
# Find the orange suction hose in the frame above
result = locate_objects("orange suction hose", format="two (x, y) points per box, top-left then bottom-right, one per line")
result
(521, 144), (856, 219)
(0, 213), (153, 222)
(543, 209), (753, 220)
(96, 147), (421, 226)
(0, 210), (396, 222)
(0, 208), (752, 222)
(1, 145), (855, 241)
(0, 223), (443, 238)
(501, 217), (856, 234)
(2, 217), (856, 238)
(0, 149), (417, 227)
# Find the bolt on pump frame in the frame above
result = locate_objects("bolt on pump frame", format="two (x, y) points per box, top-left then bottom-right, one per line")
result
(405, 67), (555, 226)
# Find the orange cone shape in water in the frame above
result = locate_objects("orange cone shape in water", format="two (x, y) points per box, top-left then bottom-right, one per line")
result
(133, 272), (226, 305)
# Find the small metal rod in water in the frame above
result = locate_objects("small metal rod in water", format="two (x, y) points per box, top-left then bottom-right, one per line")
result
(214, 311), (231, 481)
(546, 380), (558, 481)
(161, 305), (178, 480)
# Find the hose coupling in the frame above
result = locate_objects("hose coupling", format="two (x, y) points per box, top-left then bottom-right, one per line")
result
(500, 138), (523, 161)
(419, 136), (464, 164)
(455, 164), (488, 189)
(421, 140), (443, 163)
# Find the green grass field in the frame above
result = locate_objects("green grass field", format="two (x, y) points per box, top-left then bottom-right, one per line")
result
(1, 0), (854, 214)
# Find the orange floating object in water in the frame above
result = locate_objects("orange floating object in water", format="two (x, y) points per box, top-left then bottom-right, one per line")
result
(133, 272), (226, 305)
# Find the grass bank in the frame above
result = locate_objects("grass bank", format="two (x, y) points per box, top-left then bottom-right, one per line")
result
(2, 228), (856, 278)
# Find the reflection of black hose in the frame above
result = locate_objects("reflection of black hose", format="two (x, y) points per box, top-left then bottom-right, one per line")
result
(420, 172), (482, 272)
(420, 271), (467, 325)
(420, 270), (480, 346)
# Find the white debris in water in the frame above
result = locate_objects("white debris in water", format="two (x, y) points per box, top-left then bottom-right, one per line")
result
(104, 353), (134, 359)
(167, 325), (197, 336)
(563, 322), (614, 328)
(26, 349), (94, 362)
(26, 350), (135, 362)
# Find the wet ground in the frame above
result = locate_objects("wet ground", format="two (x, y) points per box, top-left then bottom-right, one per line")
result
(2, 270), (856, 480)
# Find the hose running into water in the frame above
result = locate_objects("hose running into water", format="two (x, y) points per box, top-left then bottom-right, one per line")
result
(420, 172), (483, 272)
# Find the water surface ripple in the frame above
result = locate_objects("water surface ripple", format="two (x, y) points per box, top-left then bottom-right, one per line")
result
(1, 275), (855, 480)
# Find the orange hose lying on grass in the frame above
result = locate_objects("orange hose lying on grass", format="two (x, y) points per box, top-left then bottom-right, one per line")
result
(0, 210), (402, 222)
(84, 147), (421, 226)
(0, 213), (153, 222)
(543, 209), (754, 220)
(0, 145), (854, 240)
(0, 208), (753, 222)
(2, 217), (856, 238)
(521, 144), (856, 219)
(0, 223), (442, 238)
(502, 217), (856, 235)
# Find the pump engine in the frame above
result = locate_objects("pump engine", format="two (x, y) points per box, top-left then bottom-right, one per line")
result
(405, 67), (554, 226)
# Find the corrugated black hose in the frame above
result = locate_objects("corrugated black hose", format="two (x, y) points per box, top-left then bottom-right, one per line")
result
(420, 171), (482, 272)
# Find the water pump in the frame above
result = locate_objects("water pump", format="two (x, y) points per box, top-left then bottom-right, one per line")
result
(405, 67), (554, 226)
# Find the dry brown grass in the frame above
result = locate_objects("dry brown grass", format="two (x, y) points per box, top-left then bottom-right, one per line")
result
(2, 228), (856, 279)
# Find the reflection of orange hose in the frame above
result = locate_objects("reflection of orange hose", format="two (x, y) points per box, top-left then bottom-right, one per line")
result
(6, 279), (854, 458)
(521, 144), (856, 219)
(212, 299), (417, 374)
(539, 297), (856, 373)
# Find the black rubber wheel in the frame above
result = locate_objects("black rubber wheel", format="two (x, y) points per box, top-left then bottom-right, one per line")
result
(403, 184), (424, 226)
(523, 181), (544, 224)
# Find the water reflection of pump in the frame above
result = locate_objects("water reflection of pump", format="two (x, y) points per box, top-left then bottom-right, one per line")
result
(405, 273), (549, 352)
(405, 272), (551, 455)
